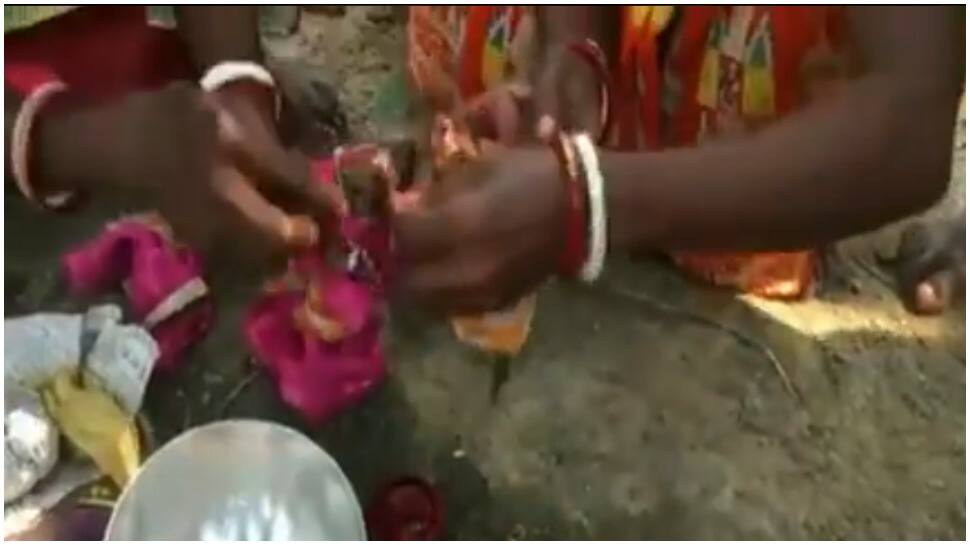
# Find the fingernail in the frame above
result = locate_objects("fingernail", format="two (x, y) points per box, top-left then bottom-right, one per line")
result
(915, 281), (944, 314)
(536, 115), (557, 142)
(285, 216), (319, 248)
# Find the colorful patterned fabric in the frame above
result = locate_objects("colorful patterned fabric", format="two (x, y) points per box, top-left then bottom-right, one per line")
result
(620, 6), (846, 298)
(407, 6), (843, 299)
(407, 6), (528, 107)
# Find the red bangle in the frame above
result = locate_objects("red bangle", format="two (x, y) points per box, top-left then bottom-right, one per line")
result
(549, 131), (588, 278)
(567, 39), (612, 145)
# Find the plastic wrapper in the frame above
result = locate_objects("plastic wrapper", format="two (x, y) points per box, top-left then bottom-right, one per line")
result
(4, 382), (59, 503)
(3, 306), (158, 534)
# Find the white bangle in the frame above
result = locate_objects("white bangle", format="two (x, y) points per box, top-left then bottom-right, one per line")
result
(12, 81), (76, 210)
(572, 133), (608, 283)
(200, 61), (281, 121)
(199, 60), (276, 92)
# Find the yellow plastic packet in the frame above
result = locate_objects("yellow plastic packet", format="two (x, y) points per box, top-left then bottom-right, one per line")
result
(40, 370), (141, 488)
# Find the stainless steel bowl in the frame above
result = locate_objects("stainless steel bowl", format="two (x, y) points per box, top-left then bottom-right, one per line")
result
(106, 420), (365, 540)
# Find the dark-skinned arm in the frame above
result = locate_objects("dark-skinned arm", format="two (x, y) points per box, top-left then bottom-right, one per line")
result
(538, 6), (615, 58)
(532, 7), (617, 134)
(389, 6), (963, 315)
(5, 7), (267, 193)
(605, 6), (963, 253)
(175, 6), (262, 72)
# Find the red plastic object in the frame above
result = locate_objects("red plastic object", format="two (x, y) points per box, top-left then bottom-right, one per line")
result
(365, 477), (444, 540)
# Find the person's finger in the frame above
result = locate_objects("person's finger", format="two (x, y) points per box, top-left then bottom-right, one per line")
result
(534, 46), (603, 137)
(562, 67), (602, 134)
(212, 163), (319, 250)
(213, 100), (347, 220)
(460, 84), (531, 145)
(533, 49), (565, 125)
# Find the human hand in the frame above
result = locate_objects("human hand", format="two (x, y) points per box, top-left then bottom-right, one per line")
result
(533, 43), (605, 140)
(393, 145), (565, 314)
(38, 82), (343, 259)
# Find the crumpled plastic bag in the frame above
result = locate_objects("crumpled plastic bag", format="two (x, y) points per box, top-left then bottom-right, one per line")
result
(40, 370), (141, 487)
(4, 306), (159, 415)
(4, 382), (59, 503)
(4, 306), (157, 514)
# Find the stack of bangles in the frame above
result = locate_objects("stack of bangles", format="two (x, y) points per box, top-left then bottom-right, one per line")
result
(544, 39), (612, 283)
(549, 130), (608, 284)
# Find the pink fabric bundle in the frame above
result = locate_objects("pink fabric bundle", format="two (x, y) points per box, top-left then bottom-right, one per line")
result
(243, 158), (391, 425)
(61, 217), (214, 371)
(61, 158), (391, 424)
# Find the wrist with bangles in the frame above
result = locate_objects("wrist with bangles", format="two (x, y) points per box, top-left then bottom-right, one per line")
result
(546, 128), (608, 283)
(11, 61), (281, 212)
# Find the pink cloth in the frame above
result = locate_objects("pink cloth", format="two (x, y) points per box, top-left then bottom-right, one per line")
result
(243, 158), (391, 425)
(61, 158), (391, 423)
(62, 219), (214, 372)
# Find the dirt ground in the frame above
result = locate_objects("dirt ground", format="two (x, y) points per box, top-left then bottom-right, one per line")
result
(5, 7), (965, 539)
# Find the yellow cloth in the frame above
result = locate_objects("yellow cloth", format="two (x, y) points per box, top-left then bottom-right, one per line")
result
(41, 371), (141, 488)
